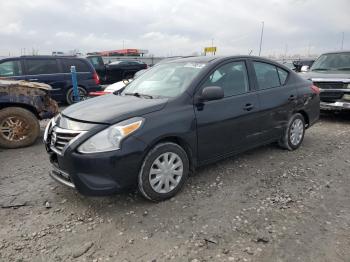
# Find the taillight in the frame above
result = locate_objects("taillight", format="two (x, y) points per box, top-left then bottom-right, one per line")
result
(93, 72), (100, 85)
(311, 84), (320, 94)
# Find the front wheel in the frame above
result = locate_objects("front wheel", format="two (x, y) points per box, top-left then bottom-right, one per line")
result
(138, 142), (189, 202)
(0, 107), (40, 149)
(279, 113), (305, 151)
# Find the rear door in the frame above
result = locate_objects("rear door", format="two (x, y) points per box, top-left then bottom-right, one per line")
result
(23, 58), (65, 101)
(194, 60), (261, 163)
(0, 58), (25, 80)
(250, 60), (297, 140)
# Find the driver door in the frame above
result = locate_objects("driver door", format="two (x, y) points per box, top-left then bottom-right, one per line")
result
(194, 60), (261, 163)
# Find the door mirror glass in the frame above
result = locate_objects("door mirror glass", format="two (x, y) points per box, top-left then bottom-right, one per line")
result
(200, 86), (224, 101)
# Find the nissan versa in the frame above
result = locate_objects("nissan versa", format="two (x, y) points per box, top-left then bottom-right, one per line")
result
(44, 56), (320, 201)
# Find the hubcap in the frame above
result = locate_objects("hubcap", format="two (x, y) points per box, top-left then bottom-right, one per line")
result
(0, 116), (30, 141)
(149, 152), (183, 194)
(290, 118), (304, 146)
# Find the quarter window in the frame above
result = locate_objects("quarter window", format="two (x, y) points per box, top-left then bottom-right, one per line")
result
(253, 62), (281, 90)
(0, 60), (22, 77)
(277, 67), (288, 85)
(26, 59), (59, 75)
(203, 61), (249, 97)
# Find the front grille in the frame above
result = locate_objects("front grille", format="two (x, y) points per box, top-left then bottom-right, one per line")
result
(320, 91), (344, 102)
(314, 82), (345, 89)
(50, 127), (82, 155)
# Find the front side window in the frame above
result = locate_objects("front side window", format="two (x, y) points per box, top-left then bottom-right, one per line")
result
(121, 62), (206, 98)
(0, 60), (22, 77)
(202, 61), (249, 97)
(253, 62), (281, 90)
(26, 59), (59, 75)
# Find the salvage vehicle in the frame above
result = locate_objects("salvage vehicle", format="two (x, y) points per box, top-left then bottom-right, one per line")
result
(44, 56), (320, 201)
(0, 79), (58, 148)
(0, 56), (101, 104)
(301, 51), (350, 111)
(86, 55), (147, 85)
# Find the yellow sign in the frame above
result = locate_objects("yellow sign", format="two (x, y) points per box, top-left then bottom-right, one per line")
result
(204, 47), (217, 53)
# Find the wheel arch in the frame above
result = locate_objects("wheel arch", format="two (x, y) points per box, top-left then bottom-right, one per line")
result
(146, 136), (196, 173)
(0, 103), (39, 119)
(296, 110), (310, 128)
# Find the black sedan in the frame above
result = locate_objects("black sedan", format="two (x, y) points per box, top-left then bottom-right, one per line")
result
(44, 56), (320, 201)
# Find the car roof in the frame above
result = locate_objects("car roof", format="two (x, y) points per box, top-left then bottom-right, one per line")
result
(163, 55), (282, 65)
(320, 50), (350, 55)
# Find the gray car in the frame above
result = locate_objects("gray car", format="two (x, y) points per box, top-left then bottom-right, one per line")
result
(300, 51), (350, 111)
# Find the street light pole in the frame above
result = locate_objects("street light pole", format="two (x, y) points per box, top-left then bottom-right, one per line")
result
(258, 21), (264, 56)
(341, 32), (344, 50)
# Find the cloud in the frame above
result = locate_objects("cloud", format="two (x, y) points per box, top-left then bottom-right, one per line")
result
(0, 0), (349, 57)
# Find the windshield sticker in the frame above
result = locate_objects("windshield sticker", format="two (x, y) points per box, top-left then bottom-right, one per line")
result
(183, 63), (206, 69)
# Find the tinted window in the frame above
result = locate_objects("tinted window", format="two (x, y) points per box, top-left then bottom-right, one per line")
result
(26, 59), (59, 75)
(253, 62), (280, 89)
(277, 67), (288, 85)
(62, 59), (90, 73)
(87, 57), (104, 67)
(0, 60), (22, 77)
(203, 61), (249, 97)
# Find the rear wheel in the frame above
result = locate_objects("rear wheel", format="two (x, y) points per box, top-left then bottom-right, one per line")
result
(0, 107), (40, 149)
(279, 113), (305, 151)
(138, 142), (189, 202)
(66, 86), (87, 105)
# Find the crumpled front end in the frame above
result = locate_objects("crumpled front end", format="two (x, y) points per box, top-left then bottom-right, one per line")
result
(0, 79), (59, 119)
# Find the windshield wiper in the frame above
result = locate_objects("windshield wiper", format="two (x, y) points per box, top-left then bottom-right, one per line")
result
(337, 67), (350, 71)
(124, 92), (153, 99)
(312, 68), (330, 71)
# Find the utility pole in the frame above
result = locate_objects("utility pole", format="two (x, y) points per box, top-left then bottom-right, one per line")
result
(341, 32), (344, 50)
(258, 21), (264, 56)
(123, 40), (125, 50)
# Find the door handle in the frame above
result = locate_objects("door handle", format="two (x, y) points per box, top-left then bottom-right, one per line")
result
(243, 103), (254, 111)
(28, 78), (39, 81)
(288, 95), (296, 101)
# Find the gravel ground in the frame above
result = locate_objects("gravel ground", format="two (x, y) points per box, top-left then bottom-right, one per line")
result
(0, 113), (349, 262)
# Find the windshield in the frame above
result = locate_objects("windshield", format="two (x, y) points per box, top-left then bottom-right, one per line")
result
(121, 62), (207, 98)
(311, 52), (350, 71)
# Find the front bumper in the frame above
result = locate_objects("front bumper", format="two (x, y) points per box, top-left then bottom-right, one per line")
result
(320, 101), (350, 110)
(46, 135), (148, 196)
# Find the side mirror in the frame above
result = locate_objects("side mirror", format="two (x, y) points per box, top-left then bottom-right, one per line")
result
(200, 86), (224, 102)
(301, 65), (310, 72)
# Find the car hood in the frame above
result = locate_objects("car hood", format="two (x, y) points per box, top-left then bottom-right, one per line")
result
(300, 71), (350, 82)
(62, 94), (168, 124)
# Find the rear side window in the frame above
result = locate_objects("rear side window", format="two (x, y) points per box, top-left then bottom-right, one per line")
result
(253, 62), (280, 90)
(26, 59), (59, 75)
(277, 67), (288, 85)
(87, 57), (104, 67)
(0, 60), (22, 77)
(62, 59), (90, 73)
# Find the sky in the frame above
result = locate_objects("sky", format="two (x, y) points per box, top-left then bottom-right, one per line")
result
(0, 0), (349, 57)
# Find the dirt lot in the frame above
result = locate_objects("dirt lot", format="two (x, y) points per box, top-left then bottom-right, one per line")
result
(0, 113), (349, 262)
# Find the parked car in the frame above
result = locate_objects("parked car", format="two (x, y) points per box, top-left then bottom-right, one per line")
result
(44, 56), (320, 201)
(86, 55), (147, 85)
(89, 69), (148, 97)
(0, 79), (58, 148)
(300, 51), (350, 111)
(0, 56), (101, 104)
(293, 59), (315, 72)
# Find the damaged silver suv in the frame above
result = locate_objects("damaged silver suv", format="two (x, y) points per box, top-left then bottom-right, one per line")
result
(301, 51), (350, 111)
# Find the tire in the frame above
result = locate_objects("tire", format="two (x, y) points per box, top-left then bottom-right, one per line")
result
(0, 107), (40, 149)
(138, 142), (189, 202)
(279, 113), (305, 151)
(66, 86), (87, 105)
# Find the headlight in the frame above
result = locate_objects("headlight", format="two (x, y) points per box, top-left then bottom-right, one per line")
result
(77, 117), (144, 153)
